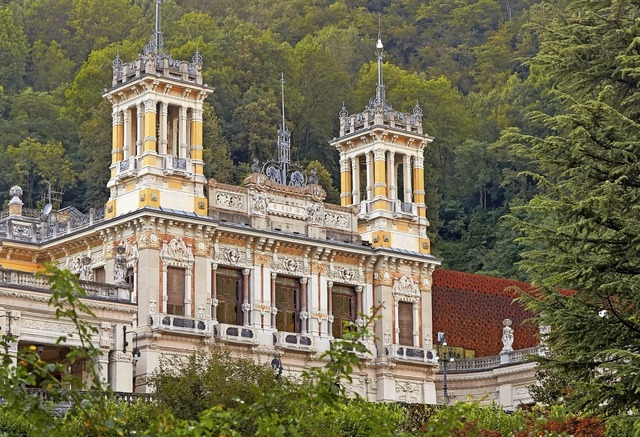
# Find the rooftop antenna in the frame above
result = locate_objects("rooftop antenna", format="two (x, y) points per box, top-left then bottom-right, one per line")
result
(375, 14), (385, 105)
(277, 73), (291, 184)
(154, 0), (164, 53)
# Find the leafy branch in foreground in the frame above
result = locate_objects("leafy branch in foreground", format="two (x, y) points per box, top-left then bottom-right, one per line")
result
(0, 264), (114, 435)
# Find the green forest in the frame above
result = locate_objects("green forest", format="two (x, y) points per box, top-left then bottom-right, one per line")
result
(0, 0), (562, 279)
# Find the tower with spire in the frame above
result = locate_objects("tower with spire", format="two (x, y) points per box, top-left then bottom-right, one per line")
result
(330, 33), (434, 254)
(103, 0), (212, 219)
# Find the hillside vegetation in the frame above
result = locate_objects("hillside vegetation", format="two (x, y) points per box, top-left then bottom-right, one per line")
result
(0, 0), (554, 278)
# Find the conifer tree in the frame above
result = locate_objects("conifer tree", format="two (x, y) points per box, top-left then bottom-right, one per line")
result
(508, 0), (640, 427)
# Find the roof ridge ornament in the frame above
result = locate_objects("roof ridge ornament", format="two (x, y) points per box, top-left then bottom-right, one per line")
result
(154, 0), (164, 55)
(375, 14), (385, 106)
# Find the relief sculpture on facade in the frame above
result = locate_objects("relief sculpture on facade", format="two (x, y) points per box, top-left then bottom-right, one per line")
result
(392, 275), (420, 302)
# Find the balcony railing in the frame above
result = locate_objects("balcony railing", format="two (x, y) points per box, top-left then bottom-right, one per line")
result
(0, 268), (131, 303)
(150, 314), (213, 336)
(442, 347), (541, 371)
(214, 323), (258, 345)
(274, 331), (315, 352)
(386, 344), (438, 364)
(163, 156), (193, 177)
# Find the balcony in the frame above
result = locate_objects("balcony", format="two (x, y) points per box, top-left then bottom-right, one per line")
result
(214, 323), (258, 346)
(116, 157), (138, 180)
(163, 156), (193, 177)
(150, 314), (213, 336)
(386, 344), (438, 365)
(0, 268), (130, 303)
(274, 331), (315, 352)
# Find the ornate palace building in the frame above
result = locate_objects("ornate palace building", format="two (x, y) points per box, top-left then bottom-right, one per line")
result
(0, 12), (539, 408)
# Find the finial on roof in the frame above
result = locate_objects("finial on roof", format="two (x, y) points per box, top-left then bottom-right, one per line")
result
(339, 102), (348, 117)
(112, 52), (123, 68)
(154, 0), (164, 54)
(374, 14), (385, 106)
(277, 73), (291, 182)
(413, 100), (423, 115)
(192, 48), (203, 64)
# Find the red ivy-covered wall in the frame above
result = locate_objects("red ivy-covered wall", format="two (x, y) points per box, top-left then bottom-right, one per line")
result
(432, 269), (539, 357)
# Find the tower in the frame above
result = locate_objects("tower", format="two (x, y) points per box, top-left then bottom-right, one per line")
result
(330, 36), (434, 254)
(103, 0), (212, 219)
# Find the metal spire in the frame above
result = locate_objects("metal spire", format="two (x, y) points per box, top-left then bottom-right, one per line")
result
(375, 14), (385, 105)
(154, 0), (164, 54)
(277, 73), (291, 183)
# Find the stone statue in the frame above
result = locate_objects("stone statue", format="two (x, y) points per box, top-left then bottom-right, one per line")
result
(501, 318), (514, 353)
(114, 244), (127, 285)
(251, 158), (261, 174)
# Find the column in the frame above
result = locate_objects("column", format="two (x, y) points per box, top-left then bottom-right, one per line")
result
(393, 300), (399, 344)
(340, 158), (352, 206)
(412, 301), (419, 347)
(159, 102), (168, 155)
(387, 152), (396, 200)
(403, 155), (413, 203)
(373, 148), (387, 198)
(161, 264), (168, 314)
(300, 277), (308, 334)
(365, 152), (373, 201)
(184, 266), (192, 317)
(111, 110), (124, 171)
(271, 273), (277, 328)
(136, 103), (144, 156)
(242, 268), (250, 326)
(123, 109), (131, 159)
(413, 154), (426, 217)
(355, 286), (363, 325)
(179, 106), (188, 159)
(211, 263), (218, 320)
(143, 99), (157, 153)
(190, 108), (204, 176)
(327, 281), (333, 336)
(351, 156), (360, 205)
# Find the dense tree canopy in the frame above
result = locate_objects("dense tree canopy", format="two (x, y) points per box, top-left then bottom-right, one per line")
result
(508, 0), (640, 428)
(0, 0), (551, 278)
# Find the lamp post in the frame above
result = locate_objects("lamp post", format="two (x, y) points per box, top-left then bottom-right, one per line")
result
(437, 331), (454, 405)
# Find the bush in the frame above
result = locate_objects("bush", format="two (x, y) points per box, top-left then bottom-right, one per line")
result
(61, 399), (162, 436)
(0, 408), (33, 436)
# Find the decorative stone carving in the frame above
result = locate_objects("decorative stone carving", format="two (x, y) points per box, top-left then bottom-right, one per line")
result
(323, 211), (349, 228)
(197, 305), (205, 320)
(373, 270), (393, 286)
(501, 319), (514, 353)
(224, 248), (241, 265)
(214, 191), (244, 210)
(167, 237), (190, 262)
(12, 224), (31, 239)
(213, 245), (248, 267)
(193, 239), (210, 257)
(392, 275), (420, 302)
(251, 191), (268, 215)
(384, 328), (391, 346)
(138, 230), (160, 250)
(307, 202), (324, 225)
(9, 185), (23, 201)
(99, 322), (113, 348)
(149, 297), (157, 315)
(396, 381), (421, 403)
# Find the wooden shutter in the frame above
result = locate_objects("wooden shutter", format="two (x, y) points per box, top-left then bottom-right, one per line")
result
(398, 302), (413, 346)
(166, 267), (185, 315)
